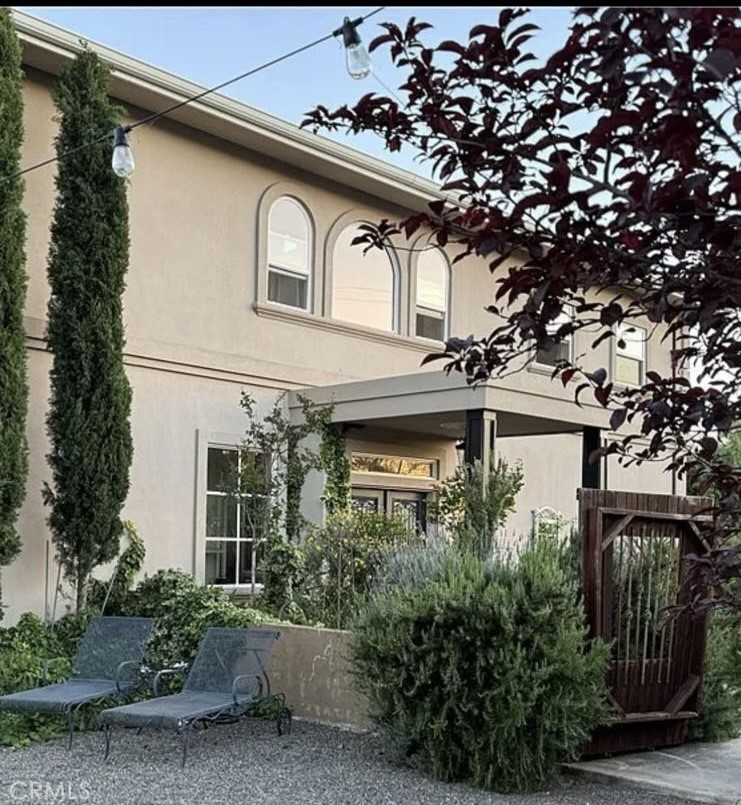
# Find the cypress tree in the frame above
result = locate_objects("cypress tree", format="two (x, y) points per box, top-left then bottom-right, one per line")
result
(44, 49), (133, 613)
(0, 9), (29, 620)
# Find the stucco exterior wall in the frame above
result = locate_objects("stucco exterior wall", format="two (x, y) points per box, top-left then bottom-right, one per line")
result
(1, 51), (681, 624)
(261, 623), (369, 731)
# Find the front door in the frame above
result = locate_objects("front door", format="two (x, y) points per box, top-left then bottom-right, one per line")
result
(351, 488), (427, 532)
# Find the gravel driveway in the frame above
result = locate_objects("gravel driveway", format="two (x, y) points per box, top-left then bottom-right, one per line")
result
(0, 718), (700, 805)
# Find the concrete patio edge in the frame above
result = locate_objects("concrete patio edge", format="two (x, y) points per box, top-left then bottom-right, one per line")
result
(563, 762), (737, 805)
(563, 738), (741, 805)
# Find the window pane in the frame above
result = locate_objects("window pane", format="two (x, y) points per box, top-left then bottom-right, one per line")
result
(546, 310), (572, 336)
(417, 249), (448, 312)
(207, 448), (238, 493)
(351, 496), (380, 514)
(205, 539), (236, 585)
(268, 198), (309, 274)
(351, 453), (437, 478)
(206, 495), (238, 539)
(268, 269), (307, 309)
(237, 539), (265, 586)
(616, 356), (643, 386)
(416, 311), (445, 341)
(332, 224), (396, 331)
(241, 495), (269, 540)
(535, 341), (571, 367)
(617, 325), (646, 361)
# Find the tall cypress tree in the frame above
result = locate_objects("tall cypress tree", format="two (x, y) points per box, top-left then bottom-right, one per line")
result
(0, 9), (29, 620)
(44, 49), (132, 613)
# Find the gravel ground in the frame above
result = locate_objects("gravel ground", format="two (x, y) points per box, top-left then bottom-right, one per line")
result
(0, 718), (701, 805)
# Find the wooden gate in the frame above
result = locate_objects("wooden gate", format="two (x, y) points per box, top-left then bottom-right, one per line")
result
(578, 489), (714, 756)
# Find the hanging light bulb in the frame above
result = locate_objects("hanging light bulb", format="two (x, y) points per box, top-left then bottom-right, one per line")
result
(111, 125), (135, 177)
(337, 16), (372, 80)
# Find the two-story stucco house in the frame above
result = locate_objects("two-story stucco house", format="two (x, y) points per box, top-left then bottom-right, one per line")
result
(4, 11), (681, 623)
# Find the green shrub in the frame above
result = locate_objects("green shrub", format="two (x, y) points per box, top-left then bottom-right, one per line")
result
(350, 533), (610, 792)
(429, 458), (524, 557)
(300, 510), (417, 629)
(126, 569), (266, 667)
(0, 614), (72, 747)
(692, 610), (741, 742)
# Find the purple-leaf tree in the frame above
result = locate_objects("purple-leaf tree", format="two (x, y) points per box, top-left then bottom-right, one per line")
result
(303, 7), (741, 614)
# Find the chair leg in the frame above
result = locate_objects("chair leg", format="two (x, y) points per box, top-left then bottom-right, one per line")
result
(181, 722), (196, 769)
(103, 725), (112, 761)
(277, 708), (292, 736)
(67, 708), (76, 750)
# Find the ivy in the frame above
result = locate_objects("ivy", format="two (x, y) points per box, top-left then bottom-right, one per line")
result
(320, 423), (351, 515)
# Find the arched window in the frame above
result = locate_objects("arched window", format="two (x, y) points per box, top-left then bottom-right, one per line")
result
(267, 197), (312, 310)
(415, 247), (449, 341)
(331, 224), (398, 332)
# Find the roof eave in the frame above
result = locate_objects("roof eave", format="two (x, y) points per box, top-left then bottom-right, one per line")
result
(13, 9), (448, 213)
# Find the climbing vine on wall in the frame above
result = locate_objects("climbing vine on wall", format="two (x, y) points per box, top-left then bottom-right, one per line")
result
(320, 423), (351, 515)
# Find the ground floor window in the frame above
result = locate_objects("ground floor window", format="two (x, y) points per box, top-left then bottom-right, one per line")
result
(205, 446), (266, 589)
(351, 487), (428, 533)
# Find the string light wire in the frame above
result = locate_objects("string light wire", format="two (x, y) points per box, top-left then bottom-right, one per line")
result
(2, 7), (385, 185)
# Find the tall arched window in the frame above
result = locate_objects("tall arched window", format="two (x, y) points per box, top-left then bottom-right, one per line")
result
(415, 247), (449, 341)
(332, 223), (398, 332)
(267, 197), (312, 310)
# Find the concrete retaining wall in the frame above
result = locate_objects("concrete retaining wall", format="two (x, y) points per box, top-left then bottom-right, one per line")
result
(260, 623), (370, 731)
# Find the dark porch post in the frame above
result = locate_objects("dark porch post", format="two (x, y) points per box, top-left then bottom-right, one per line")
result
(464, 409), (497, 479)
(582, 426), (602, 489)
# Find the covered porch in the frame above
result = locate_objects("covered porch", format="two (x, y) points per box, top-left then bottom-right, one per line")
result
(290, 371), (611, 533)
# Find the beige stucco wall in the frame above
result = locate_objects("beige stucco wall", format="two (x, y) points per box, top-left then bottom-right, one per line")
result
(261, 623), (370, 731)
(1, 61), (679, 623)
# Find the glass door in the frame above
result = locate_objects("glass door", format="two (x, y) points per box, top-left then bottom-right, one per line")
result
(351, 488), (427, 532)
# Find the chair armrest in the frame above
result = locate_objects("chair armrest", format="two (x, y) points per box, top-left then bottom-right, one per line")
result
(152, 664), (189, 697)
(232, 674), (263, 704)
(115, 660), (142, 693)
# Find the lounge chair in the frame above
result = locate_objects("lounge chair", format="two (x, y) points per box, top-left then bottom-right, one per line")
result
(98, 627), (291, 766)
(0, 615), (155, 747)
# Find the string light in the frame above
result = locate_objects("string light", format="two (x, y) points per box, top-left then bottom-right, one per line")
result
(335, 16), (372, 79)
(1, 7), (385, 185)
(111, 125), (135, 177)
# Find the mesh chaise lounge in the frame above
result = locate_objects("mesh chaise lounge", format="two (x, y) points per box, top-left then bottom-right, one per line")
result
(0, 615), (155, 747)
(98, 627), (291, 766)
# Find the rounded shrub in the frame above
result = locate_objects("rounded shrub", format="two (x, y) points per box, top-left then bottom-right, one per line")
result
(127, 569), (266, 667)
(350, 535), (610, 792)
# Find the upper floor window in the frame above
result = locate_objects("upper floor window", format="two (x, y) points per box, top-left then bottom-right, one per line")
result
(615, 323), (647, 386)
(415, 248), (449, 341)
(267, 197), (312, 310)
(332, 223), (398, 332)
(534, 307), (573, 367)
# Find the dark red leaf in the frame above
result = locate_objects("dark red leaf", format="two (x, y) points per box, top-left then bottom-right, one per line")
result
(610, 407), (627, 431)
(703, 48), (736, 78)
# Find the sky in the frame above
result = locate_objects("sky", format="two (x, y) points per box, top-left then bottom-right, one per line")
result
(16, 5), (576, 178)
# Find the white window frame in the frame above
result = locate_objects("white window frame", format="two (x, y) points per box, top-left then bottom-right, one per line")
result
(267, 197), (313, 312)
(196, 431), (267, 594)
(414, 247), (450, 343)
(532, 305), (574, 369)
(614, 322), (647, 387)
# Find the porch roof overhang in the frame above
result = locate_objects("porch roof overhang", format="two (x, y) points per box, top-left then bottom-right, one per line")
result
(288, 371), (610, 440)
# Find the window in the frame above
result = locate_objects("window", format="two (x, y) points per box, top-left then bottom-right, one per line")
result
(351, 452), (438, 479)
(615, 323), (647, 386)
(415, 248), (449, 341)
(332, 223), (398, 332)
(534, 307), (573, 367)
(267, 197), (312, 310)
(205, 447), (266, 589)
